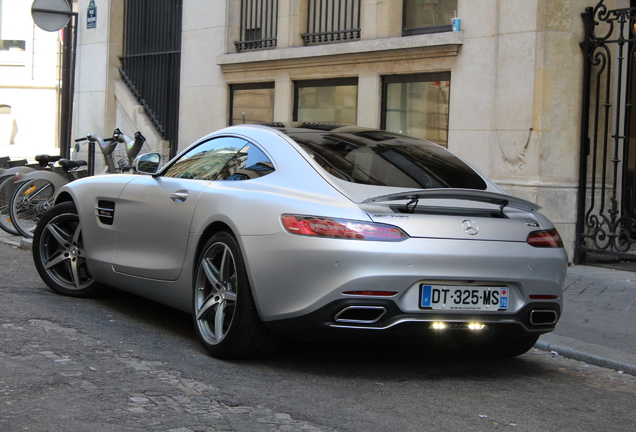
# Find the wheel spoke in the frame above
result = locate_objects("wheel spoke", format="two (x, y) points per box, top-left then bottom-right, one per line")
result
(69, 257), (82, 290)
(71, 222), (81, 245)
(202, 257), (221, 287)
(46, 221), (72, 248)
(44, 251), (68, 270)
(197, 293), (220, 320)
(214, 300), (226, 340)
(219, 247), (230, 283)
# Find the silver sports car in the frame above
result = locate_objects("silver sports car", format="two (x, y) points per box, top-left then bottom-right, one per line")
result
(32, 123), (568, 359)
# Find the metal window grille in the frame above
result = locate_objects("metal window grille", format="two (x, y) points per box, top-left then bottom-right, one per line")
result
(302, 0), (361, 45)
(119, 0), (182, 157)
(235, 0), (279, 52)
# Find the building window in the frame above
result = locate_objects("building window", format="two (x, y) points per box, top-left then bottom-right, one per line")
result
(294, 78), (358, 125)
(302, 0), (361, 45)
(403, 0), (457, 35)
(229, 82), (275, 125)
(0, 0), (27, 66)
(381, 73), (451, 147)
(235, 0), (278, 52)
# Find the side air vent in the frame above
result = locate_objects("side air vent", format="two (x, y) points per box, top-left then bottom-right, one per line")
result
(96, 200), (115, 225)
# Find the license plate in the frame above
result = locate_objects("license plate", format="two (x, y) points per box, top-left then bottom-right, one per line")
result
(420, 285), (509, 311)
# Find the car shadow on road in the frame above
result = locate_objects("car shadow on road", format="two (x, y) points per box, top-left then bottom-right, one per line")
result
(265, 337), (549, 382)
(81, 286), (552, 382)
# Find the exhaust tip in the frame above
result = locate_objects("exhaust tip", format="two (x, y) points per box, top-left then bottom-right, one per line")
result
(334, 306), (386, 324)
(530, 309), (558, 325)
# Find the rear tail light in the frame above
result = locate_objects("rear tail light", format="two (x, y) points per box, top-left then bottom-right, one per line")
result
(281, 214), (408, 241)
(526, 229), (564, 248)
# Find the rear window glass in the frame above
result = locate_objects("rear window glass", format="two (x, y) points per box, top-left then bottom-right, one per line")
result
(285, 130), (487, 190)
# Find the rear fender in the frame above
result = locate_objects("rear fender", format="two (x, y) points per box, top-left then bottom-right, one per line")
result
(1, 166), (37, 180)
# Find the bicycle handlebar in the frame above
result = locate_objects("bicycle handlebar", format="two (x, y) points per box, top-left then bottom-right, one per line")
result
(75, 136), (114, 143)
(74, 128), (145, 173)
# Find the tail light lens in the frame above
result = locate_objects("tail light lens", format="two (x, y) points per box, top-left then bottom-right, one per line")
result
(281, 214), (408, 241)
(527, 229), (564, 248)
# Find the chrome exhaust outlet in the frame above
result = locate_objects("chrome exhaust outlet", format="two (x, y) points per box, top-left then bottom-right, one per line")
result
(530, 309), (558, 325)
(334, 306), (387, 324)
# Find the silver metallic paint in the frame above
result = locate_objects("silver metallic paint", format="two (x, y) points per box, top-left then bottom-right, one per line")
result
(53, 125), (568, 330)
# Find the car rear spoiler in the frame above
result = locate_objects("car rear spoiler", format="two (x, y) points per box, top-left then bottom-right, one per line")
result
(360, 189), (541, 213)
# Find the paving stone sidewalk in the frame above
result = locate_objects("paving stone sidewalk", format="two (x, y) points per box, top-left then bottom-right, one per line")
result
(537, 264), (636, 375)
(2, 229), (635, 375)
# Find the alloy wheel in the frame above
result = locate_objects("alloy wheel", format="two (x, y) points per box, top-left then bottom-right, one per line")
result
(194, 241), (238, 345)
(38, 211), (94, 291)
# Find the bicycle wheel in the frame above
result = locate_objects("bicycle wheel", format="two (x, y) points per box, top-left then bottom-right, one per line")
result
(0, 176), (20, 236)
(10, 179), (56, 238)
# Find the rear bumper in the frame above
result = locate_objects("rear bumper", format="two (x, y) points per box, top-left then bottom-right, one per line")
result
(265, 299), (561, 340)
(241, 233), (568, 322)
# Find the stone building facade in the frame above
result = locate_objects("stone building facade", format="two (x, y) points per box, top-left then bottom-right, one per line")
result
(72, 0), (620, 261)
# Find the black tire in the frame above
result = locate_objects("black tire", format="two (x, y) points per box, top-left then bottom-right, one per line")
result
(489, 334), (540, 358)
(461, 334), (540, 358)
(10, 179), (56, 238)
(0, 176), (20, 236)
(32, 201), (102, 297)
(193, 231), (278, 359)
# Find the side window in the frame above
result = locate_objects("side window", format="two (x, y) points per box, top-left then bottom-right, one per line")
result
(218, 143), (275, 181)
(163, 137), (247, 180)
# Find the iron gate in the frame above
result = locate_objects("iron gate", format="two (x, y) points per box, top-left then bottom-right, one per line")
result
(576, 0), (636, 263)
(119, 0), (182, 158)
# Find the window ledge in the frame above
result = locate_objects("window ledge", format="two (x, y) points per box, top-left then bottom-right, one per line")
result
(0, 50), (26, 67)
(218, 31), (463, 72)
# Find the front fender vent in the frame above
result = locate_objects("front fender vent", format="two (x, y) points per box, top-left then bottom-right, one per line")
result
(96, 200), (115, 225)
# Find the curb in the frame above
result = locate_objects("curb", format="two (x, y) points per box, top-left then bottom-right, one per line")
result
(0, 235), (32, 250)
(535, 334), (636, 377)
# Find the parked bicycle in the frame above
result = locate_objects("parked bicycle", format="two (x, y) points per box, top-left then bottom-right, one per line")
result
(9, 158), (88, 237)
(7, 129), (146, 238)
(0, 155), (60, 236)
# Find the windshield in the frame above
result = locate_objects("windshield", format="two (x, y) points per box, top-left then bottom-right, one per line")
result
(284, 128), (487, 190)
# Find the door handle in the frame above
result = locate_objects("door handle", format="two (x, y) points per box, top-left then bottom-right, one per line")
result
(170, 191), (188, 203)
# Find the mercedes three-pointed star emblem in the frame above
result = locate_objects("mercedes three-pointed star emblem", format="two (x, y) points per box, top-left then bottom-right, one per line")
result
(462, 219), (479, 235)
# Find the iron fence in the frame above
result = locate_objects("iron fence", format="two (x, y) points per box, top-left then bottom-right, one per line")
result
(302, 0), (361, 45)
(576, 0), (636, 263)
(119, 0), (182, 157)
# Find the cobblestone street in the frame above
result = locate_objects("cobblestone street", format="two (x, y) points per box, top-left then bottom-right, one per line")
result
(2, 236), (636, 432)
(1, 317), (333, 432)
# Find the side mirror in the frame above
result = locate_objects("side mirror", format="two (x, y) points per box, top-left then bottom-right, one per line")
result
(134, 152), (162, 175)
